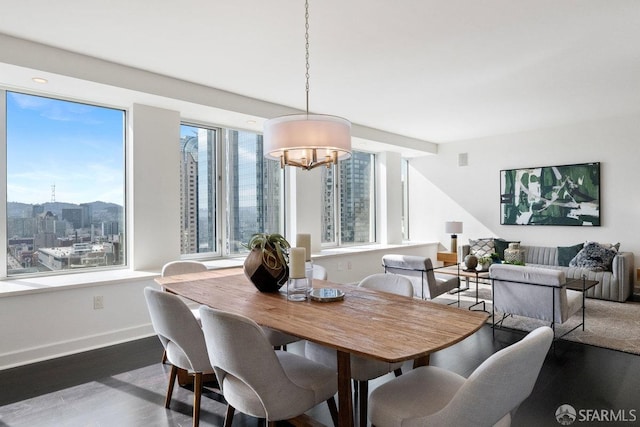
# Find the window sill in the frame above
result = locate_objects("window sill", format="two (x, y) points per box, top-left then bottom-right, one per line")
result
(313, 241), (437, 259)
(0, 242), (436, 297)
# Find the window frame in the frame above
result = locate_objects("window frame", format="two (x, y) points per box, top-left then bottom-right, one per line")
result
(2, 88), (128, 279)
(179, 121), (222, 259)
(179, 121), (285, 261)
(321, 150), (377, 248)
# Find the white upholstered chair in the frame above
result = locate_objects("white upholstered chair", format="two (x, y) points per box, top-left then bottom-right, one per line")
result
(160, 260), (208, 363)
(368, 326), (553, 427)
(305, 273), (414, 427)
(162, 260), (209, 277)
(490, 264), (584, 337)
(144, 287), (216, 427)
(382, 254), (460, 301)
(198, 306), (339, 427)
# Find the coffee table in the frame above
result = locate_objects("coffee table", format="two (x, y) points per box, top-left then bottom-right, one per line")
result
(438, 266), (490, 312)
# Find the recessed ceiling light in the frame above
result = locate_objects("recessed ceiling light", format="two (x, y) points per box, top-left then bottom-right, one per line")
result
(246, 119), (257, 125)
(32, 77), (48, 84)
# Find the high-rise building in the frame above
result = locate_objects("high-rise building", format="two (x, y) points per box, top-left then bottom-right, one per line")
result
(226, 130), (281, 253)
(180, 135), (199, 254)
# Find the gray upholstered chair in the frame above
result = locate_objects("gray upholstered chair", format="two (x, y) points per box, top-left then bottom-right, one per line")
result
(490, 264), (584, 337)
(368, 326), (553, 427)
(144, 287), (216, 427)
(160, 260), (208, 363)
(305, 273), (414, 427)
(198, 306), (339, 427)
(382, 254), (460, 301)
(262, 263), (327, 349)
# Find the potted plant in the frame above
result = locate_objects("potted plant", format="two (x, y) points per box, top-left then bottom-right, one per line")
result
(243, 232), (291, 292)
(476, 255), (493, 271)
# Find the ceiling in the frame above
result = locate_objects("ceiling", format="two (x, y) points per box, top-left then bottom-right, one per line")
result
(1, 0), (639, 145)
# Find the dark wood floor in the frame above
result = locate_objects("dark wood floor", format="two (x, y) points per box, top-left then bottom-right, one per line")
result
(1, 325), (639, 427)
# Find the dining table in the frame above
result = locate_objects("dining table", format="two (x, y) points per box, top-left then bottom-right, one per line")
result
(156, 267), (488, 427)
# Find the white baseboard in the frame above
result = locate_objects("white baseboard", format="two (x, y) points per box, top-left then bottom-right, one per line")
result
(0, 324), (156, 370)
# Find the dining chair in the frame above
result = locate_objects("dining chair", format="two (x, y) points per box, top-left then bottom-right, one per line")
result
(368, 326), (553, 427)
(262, 263), (327, 349)
(198, 306), (339, 427)
(144, 287), (217, 427)
(305, 273), (414, 427)
(160, 260), (208, 363)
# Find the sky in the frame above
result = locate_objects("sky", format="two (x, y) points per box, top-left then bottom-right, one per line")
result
(6, 91), (125, 205)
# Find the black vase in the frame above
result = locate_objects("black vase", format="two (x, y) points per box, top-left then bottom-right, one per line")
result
(243, 248), (289, 292)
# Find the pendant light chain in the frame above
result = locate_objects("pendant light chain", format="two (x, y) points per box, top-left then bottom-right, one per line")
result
(305, 0), (310, 115)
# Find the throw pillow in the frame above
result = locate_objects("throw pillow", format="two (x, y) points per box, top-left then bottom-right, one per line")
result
(593, 242), (621, 252)
(494, 239), (520, 261)
(469, 238), (495, 258)
(557, 243), (584, 267)
(569, 241), (617, 271)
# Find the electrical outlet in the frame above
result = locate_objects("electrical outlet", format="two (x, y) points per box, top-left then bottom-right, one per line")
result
(337, 262), (345, 271)
(93, 295), (104, 310)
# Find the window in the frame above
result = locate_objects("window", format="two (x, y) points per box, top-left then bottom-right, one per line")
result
(5, 91), (126, 276)
(401, 158), (409, 240)
(179, 124), (217, 255)
(321, 151), (376, 246)
(179, 124), (283, 259)
(225, 129), (283, 255)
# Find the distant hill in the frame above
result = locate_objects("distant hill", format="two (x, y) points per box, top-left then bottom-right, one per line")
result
(7, 201), (123, 219)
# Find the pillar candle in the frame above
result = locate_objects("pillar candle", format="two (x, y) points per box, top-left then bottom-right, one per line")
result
(296, 233), (311, 261)
(289, 247), (306, 278)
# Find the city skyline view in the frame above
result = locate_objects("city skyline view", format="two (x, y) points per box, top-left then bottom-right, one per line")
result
(6, 91), (125, 205)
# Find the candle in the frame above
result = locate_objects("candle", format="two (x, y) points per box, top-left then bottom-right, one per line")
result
(289, 247), (306, 278)
(296, 233), (311, 261)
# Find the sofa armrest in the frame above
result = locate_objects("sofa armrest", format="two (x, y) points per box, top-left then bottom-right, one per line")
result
(613, 252), (635, 299)
(461, 245), (470, 258)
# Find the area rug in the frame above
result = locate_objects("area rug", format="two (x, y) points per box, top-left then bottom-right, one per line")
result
(433, 284), (640, 356)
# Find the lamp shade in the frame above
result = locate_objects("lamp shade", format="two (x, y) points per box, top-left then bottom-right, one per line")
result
(264, 114), (351, 167)
(445, 221), (463, 234)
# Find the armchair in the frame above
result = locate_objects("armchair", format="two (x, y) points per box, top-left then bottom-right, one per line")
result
(381, 254), (460, 302)
(489, 264), (584, 337)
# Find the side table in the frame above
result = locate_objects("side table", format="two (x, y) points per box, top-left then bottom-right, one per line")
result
(437, 251), (458, 267)
(438, 266), (490, 312)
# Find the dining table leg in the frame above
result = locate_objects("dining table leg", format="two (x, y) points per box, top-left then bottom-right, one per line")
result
(412, 354), (430, 368)
(337, 350), (354, 427)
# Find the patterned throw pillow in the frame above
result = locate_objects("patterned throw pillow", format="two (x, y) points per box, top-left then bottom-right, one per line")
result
(569, 242), (617, 271)
(469, 238), (495, 258)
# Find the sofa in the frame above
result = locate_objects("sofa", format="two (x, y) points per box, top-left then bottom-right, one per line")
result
(462, 242), (635, 302)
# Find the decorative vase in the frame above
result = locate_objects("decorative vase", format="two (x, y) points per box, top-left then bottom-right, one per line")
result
(243, 247), (289, 292)
(476, 259), (492, 271)
(463, 254), (478, 271)
(504, 242), (525, 264)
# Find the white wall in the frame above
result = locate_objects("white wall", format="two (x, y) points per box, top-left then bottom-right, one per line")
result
(408, 115), (640, 272)
(0, 104), (415, 370)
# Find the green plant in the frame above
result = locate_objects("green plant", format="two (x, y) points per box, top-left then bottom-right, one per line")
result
(490, 252), (500, 261)
(245, 233), (291, 269)
(478, 255), (493, 264)
(504, 259), (526, 266)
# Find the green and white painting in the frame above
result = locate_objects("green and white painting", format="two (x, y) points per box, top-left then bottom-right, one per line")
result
(500, 162), (600, 226)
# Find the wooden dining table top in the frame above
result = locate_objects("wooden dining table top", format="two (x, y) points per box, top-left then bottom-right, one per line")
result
(156, 267), (488, 363)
